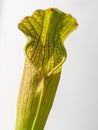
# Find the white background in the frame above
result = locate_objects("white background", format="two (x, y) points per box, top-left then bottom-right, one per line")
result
(0, 0), (98, 130)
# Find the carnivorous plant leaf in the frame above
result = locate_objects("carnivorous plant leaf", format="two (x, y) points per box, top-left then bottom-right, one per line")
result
(15, 8), (78, 130)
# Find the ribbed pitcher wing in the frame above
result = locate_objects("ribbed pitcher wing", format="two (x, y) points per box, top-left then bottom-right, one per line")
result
(15, 58), (61, 130)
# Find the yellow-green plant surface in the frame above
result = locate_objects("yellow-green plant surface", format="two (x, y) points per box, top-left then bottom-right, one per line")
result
(15, 8), (78, 130)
